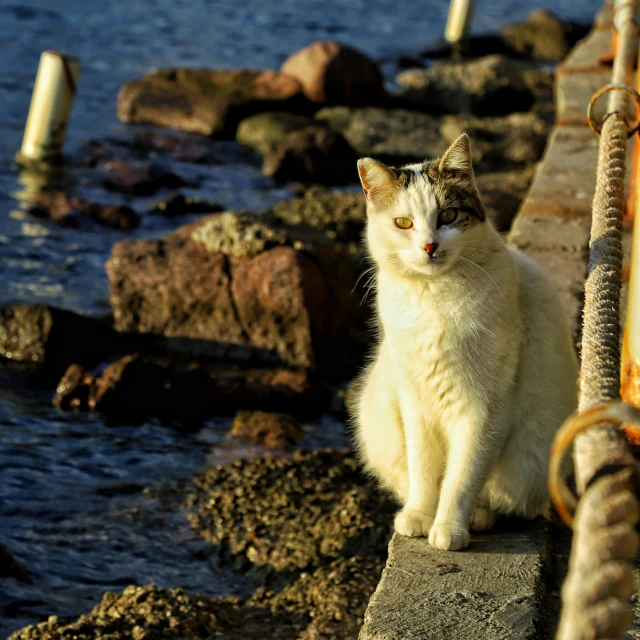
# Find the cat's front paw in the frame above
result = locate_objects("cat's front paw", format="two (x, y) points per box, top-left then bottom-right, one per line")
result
(428, 522), (470, 551)
(394, 509), (434, 537)
(470, 507), (497, 532)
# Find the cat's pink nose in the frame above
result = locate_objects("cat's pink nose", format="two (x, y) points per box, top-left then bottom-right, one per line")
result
(423, 242), (439, 256)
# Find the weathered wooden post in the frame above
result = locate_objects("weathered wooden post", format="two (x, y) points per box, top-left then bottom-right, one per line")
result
(16, 51), (80, 168)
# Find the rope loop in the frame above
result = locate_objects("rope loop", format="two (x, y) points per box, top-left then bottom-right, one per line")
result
(548, 401), (640, 528)
(587, 82), (640, 137)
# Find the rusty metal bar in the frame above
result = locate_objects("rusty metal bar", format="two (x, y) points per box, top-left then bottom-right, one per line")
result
(622, 12), (640, 436)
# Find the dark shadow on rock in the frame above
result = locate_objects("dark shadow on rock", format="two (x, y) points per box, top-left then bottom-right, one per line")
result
(54, 354), (332, 425)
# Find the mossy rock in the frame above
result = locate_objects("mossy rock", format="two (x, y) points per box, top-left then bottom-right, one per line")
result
(236, 112), (319, 153)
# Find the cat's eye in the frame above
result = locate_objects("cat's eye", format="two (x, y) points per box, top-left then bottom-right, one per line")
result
(394, 217), (413, 229)
(439, 208), (458, 225)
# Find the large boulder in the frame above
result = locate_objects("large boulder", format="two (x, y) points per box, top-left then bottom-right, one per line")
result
(280, 41), (387, 106)
(262, 126), (358, 185)
(396, 55), (535, 116)
(236, 111), (318, 153)
(106, 210), (369, 380)
(0, 305), (117, 383)
(315, 106), (447, 165)
(188, 450), (394, 575)
(117, 69), (308, 138)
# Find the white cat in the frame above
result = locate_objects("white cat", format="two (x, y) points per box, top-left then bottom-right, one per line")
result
(351, 134), (578, 551)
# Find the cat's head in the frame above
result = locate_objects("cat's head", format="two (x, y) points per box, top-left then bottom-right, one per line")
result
(358, 134), (488, 278)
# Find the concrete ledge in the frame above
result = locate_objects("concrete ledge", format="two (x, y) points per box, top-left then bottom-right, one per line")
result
(556, 25), (611, 124)
(517, 126), (599, 220)
(360, 522), (549, 640)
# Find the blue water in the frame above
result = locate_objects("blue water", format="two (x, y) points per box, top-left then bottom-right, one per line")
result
(0, 0), (602, 637)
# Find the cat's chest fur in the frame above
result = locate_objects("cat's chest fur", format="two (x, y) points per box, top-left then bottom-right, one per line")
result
(377, 269), (521, 412)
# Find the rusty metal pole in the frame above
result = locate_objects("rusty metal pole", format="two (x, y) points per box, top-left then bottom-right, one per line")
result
(622, 31), (640, 435)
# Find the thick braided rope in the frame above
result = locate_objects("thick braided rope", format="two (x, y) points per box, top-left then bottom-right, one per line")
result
(579, 112), (625, 414)
(556, 112), (640, 639)
(575, 112), (631, 494)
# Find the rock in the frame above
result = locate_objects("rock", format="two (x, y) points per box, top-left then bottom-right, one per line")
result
(7, 585), (243, 640)
(25, 190), (78, 227)
(93, 355), (214, 427)
(101, 159), (191, 196)
(117, 69), (308, 138)
(106, 210), (370, 380)
(475, 168), (535, 232)
(249, 555), (385, 639)
(281, 41), (387, 106)
(0, 544), (31, 584)
(236, 112), (319, 153)
(187, 450), (394, 576)
(396, 55), (535, 116)
(229, 410), (303, 450)
(185, 450), (393, 637)
(440, 112), (550, 170)
(521, 66), (554, 119)
(501, 9), (589, 62)
(132, 131), (219, 164)
(271, 187), (365, 249)
(70, 198), (140, 230)
(54, 363), (94, 411)
(208, 367), (331, 419)
(315, 106), (447, 165)
(76, 140), (114, 168)
(190, 211), (291, 257)
(147, 193), (223, 217)
(0, 305), (117, 383)
(417, 35), (524, 60)
(25, 191), (141, 229)
(262, 126), (358, 185)
(54, 358), (331, 423)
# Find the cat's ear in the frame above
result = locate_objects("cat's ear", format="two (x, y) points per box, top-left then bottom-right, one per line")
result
(439, 134), (473, 175)
(357, 158), (398, 205)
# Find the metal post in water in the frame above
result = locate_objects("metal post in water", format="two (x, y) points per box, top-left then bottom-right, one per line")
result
(444, 0), (476, 44)
(16, 51), (80, 168)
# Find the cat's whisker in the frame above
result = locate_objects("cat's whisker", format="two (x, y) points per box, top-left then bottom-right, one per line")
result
(352, 265), (377, 294)
(360, 273), (378, 306)
(456, 255), (505, 299)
